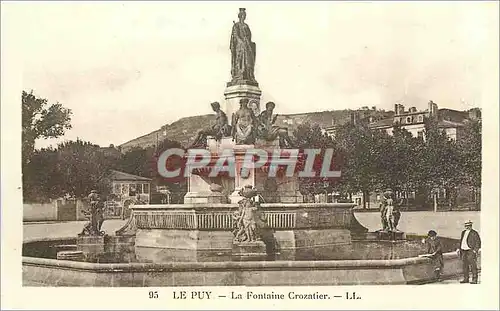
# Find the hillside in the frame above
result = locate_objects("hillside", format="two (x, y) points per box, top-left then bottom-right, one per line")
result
(119, 108), (393, 152)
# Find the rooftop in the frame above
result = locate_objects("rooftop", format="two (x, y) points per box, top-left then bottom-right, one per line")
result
(108, 170), (152, 182)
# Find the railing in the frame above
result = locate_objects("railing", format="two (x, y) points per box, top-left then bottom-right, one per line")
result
(133, 210), (296, 230)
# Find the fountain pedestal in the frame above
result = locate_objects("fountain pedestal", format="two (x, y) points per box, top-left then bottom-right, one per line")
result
(377, 230), (406, 241)
(118, 203), (368, 262)
(71, 235), (135, 262)
(224, 83), (262, 123)
(232, 241), (267, 261)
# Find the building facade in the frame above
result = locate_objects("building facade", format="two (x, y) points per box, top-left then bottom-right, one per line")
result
(324, 100), (479, 141)
(105, 170), (152, 219)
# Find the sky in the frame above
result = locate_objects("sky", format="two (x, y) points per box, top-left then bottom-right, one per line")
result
(4, 1), (498, 148)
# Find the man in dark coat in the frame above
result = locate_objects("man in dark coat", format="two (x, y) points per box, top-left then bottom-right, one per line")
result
(458, 220), (481, 284)
(425, 230), (444, 281)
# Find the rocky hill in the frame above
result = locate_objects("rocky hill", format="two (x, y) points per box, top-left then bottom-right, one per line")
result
(119, 108), (394, 152)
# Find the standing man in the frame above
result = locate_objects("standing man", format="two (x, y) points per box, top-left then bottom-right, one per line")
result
(458, 220), (481, 284)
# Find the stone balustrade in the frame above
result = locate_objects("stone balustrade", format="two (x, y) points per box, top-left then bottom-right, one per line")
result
(117, 203), (365, 234)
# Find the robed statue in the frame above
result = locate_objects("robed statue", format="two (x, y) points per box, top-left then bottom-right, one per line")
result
(232, 98), (257, 144)
(230, 8), (257, 85)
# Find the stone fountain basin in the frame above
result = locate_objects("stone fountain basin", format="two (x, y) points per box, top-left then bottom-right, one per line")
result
(22, 236), (480, 286)
(22, 203), (481, 286)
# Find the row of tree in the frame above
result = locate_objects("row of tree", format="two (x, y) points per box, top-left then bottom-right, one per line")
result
(22, 91), (187, 202)
(293, 117), (481, 209)
(23, 137), (186, 202)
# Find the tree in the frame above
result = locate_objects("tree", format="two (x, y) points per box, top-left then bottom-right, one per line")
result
(420, 117), (463, 210)
(23, 139), (116, 201)
(23, 146), (60, 202)
(117, 147), (154, 178)
(293, 123), (341, 198)
(385, 125), (426, 203)
(22, 91), (72, 165)
(457, 119), (482, 208)
(333, 122), (380, 208)
(54, 139), (115, 198)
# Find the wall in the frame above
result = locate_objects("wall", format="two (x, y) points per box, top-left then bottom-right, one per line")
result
(55, 200), (77, 221)
(24, 199), (83, 222)
(76, 200), (89, 221)
(23, 251), (478, 286)
(23, 203), (58, 222)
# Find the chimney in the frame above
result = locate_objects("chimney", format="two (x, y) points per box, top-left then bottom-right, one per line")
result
(350, 112), (358, 125)
(428, 100), (437, 117)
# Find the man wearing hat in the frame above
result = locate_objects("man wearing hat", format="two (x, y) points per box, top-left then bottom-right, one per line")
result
(458, 220), (481, 284)
(425, 230), (444, 281)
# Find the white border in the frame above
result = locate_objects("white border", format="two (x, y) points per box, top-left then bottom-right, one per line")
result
(2, 1), (499, 310)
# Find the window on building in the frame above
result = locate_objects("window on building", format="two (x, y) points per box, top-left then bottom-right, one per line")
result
(143, 184), (150, 194)
(121, 184), (129, 195)
(418, 115), (424, 122)
(417, 131), (424, 139)
(113, 183), (121, 194)
(129, 184), (137, 196)
(406, 117), (412, 124)
(134, 184), (141, 194)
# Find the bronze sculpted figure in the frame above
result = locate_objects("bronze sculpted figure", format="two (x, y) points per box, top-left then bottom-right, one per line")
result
(232, 98), (257, 144)
(80, 190), (105, 236)
(258, 102), (294, 147)
(230, 8), (257, 85)
(379, 190), (401, 232)
(191, 102), (231, 147)
(232, 186), (266, 242)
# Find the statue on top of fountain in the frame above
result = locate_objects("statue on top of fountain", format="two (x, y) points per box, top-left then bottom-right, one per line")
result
(229, 8), (257, 86)
(191, 102), (232, 148)
(79, 190), (106, 236)
(232, 98), (257, 145)
(232, 185), (267, 242)
(257, 101), (294, 147)
(231, 99), (294, 147)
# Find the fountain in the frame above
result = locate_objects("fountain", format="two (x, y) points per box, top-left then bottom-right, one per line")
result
(22, 8), (477, 286)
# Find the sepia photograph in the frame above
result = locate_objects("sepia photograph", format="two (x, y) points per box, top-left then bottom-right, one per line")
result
(1, 1), (499, 310)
